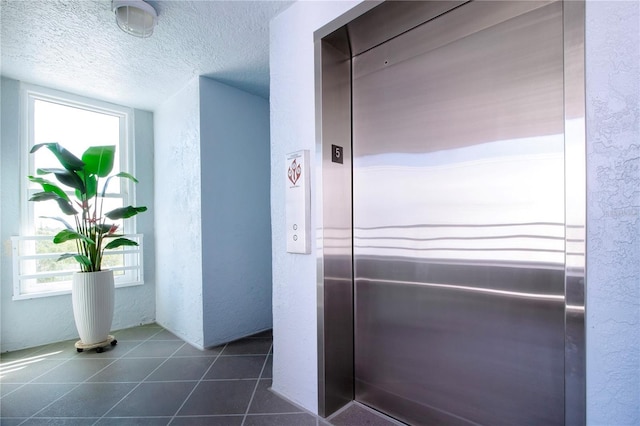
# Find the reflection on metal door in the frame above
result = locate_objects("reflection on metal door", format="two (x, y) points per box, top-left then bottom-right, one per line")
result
(352, 2), (565, 425)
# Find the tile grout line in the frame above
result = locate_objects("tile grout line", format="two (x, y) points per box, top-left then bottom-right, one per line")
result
(1, 328), (285, 425)
(0, 349), (80, 403)
(13, 328), (160, 426)
(166, 342), (229, 425)
(92, 329), (186, 426)
(240, 341), (273, 426)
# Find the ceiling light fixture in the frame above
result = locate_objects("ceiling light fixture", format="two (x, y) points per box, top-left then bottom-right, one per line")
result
(112, 0), (158, 38)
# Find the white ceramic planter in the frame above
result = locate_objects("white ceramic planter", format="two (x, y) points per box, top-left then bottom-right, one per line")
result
(72, 270), (115, 345)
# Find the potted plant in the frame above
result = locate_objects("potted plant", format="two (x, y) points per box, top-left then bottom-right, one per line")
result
(28, 142), (147, 351)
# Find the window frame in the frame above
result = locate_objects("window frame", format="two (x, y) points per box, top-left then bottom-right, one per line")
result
(15, 83), (143, 300)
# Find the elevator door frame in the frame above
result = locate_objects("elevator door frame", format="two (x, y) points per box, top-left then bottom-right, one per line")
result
(315, 1), (586, 424)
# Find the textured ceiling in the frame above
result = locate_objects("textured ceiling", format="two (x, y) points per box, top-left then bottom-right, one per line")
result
(0, 0), (292, 111)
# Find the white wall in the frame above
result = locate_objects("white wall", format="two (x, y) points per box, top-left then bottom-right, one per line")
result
(154, 77), (205, 348)
(585, 1), (640, 424)
(199, 77), (273, 347)
(270, 0), (640, 421)
(0, 77), (156, 352)
(155, 76), (272, 349)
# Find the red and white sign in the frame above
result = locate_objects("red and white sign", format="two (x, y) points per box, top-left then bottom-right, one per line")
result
(286, 150), (310, 254)
(288, 158), (302, 186)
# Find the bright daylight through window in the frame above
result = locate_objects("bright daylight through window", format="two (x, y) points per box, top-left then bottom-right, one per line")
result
(13, 86), (143, 299)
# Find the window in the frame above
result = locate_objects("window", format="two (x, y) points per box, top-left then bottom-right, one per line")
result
(13, 84), (143, 299)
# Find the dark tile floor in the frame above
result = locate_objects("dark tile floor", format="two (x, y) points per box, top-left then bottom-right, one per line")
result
(0, 324), (400, 426)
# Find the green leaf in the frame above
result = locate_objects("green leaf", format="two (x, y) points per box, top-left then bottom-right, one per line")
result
(29, 192), (60, 202)
(104, 238), (139, 250)
(104, 205), (147, 220)
(95, 224), (115, 234)
(53, 229), (95, 246)
(82, 146), (115, 177)
(115, 172), (138, 183)
(29, 192), (77, 215)
(37, 168), (85, 193)
(54, 198), (78, 215)
(40, 215), (74, 230)
(30, 143), (84, 171)
(58, 253), (92, 268)
(28, 176), (70, 201)
(75, 170), (97, 200)
(101, 172), (139, 197)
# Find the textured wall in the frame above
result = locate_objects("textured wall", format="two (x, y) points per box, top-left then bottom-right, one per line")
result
(269, 0), (367, 413)
(585, 1), (640, 424)
(0, 78), (72, 353)
(0, 77), (156, 352)
(199, 77), (272, 347)
(154, 77), (204, 348)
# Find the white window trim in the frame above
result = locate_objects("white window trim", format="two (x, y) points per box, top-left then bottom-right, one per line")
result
(16, 84), (143, 299)
(20, 83), (137, 236)
(12, 234), (144, 301)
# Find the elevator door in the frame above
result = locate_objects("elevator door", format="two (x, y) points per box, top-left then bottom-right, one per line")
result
(352, 2), (565, 425)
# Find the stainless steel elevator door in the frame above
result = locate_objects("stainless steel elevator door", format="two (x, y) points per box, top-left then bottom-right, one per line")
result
(352, 2), (565, 425)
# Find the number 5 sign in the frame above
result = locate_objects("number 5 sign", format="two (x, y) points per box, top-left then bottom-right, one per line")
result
(332, 144), (343, 164)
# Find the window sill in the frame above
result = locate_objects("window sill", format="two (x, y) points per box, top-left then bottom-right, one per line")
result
(12, 280), (144, 301)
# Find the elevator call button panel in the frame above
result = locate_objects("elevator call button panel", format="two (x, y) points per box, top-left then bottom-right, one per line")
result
(286, 150), (311, 254)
